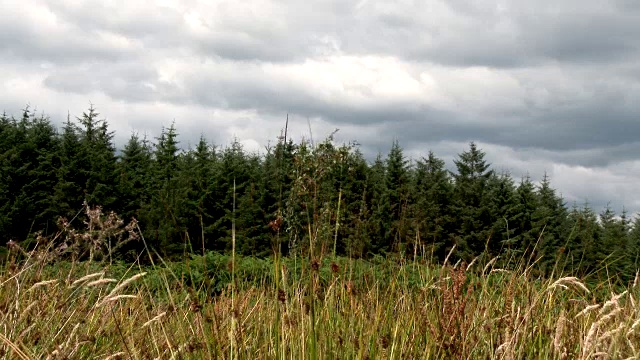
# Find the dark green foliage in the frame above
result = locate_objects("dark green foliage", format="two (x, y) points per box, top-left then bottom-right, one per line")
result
(52, 117), (86, 219)
(451, 142), (494, 261)
(140, 123), (188, 254)
(533, 173), (567, 273)
(364, 154), (388, 255)
(411, 151), (454, 260)
(627, 216), (640, 275)
(52, 106), (118, 220)
(562, 203), (601, 276)
(78, 106), (118, 208)
(116, 133), (153, 221)
(0, 106), (637, 281)
(598, 205), (630, 282)
(486, 172), (520, 258)
(333, 147), (369, 257)
(384, 140), (410, 253)
(1, 108), (60, 241)
(509, 176), (539, 261)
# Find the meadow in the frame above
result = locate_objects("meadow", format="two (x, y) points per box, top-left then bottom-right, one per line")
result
(1, 224), (639, 360)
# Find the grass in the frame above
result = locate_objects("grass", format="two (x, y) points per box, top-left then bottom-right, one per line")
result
(1, 204), (640, 359)
(2, 245), (640, 359)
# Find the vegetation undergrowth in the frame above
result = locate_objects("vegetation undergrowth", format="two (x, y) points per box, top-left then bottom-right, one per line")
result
(2, 232), (640, 359)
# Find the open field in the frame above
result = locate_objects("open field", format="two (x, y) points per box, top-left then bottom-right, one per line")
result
(1, 248), (639, 360)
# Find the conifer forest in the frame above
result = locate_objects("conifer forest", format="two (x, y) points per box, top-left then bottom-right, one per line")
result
(1, 106), (636, 283)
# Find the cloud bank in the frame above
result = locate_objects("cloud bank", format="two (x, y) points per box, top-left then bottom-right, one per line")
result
(1, 0), (639, 213)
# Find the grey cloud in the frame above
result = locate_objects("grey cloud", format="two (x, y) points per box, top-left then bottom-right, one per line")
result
(2, 0), (640, 213)
(46, 1), (187, 47)
(43, 62), (164, 102)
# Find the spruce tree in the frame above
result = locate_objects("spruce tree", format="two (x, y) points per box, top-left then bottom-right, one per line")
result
(562, 202), (600, 276)
(14, 113), (60, 237)
(452, 142), (494, 261)
(533, 173), (567, 273)
(141, 122), (186, 254)
(210, 139), (252, 252)
(262, 138), (296, 255)
(627, 215), (640, 275)
(182, 136), (219, 253)
(366, 153), (389, 255)
(599, 205), (629, 281)
(1, 109), (59, 242)
(334, 146), (369, 257)
(116, 133), (153, 221)
(384, 140), (410, 253)
(52, 117), (86, 219)
(412, 151), (454, 260)
(486, 172), (520, 259)
(78, 107), (118, 209)
(512, 176), (539, 261)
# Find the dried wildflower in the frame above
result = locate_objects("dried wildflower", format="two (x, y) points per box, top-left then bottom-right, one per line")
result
(190, 298), (202, 313)
(330, 262), (339, 274)
(311, 259), (320, 272)
(380, 334), (390, 349)
(277, 289), (286, 303)
(6, 239), (19, 251)
(268, 216), (284, 232)
(346, 281), (356, 295)
(57, 216), (69, 229)
(124, 218), (140, 240)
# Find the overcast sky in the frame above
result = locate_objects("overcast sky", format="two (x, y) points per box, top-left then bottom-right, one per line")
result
(1, 0), (639, 214)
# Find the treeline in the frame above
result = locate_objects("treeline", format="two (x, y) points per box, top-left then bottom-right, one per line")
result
(1, 106), (639, 280)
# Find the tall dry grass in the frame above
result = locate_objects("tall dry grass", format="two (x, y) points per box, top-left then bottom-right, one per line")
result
(1, 205), (640, 359)
(2, 250), (640, 358)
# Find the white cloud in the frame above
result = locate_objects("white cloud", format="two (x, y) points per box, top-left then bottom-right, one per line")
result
(0, 0), (639, 214)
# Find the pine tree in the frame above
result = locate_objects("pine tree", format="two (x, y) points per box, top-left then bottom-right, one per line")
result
(366, 153), (389, 255)
(334, 146), (369, 257)
(116, 133), (153, 221)
(210, 139), (252, 252)
(452, 142), (494, 261)
(141, 122), (186, 254)
(384, 140), (410, 253)
(599, 205), (629, 282)
(412, 151), (454, 260)
(14, 113), (60, 237)
(511, 176), (539, 260)
(533, 173), (567, 274)
(236, 152), (268, 255)
(486, 172), (520, 259)
(627, 215), (640, 275)
(52, 116), (86, 219)
(0, 112), (11, 240)
(78, 106), (118, 208)
(0, 109), (60, 242)
(182, 136), (219, 253)
(562, 202), (600, 276)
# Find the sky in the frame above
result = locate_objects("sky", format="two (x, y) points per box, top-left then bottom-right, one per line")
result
(1, 0), (639, 215)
